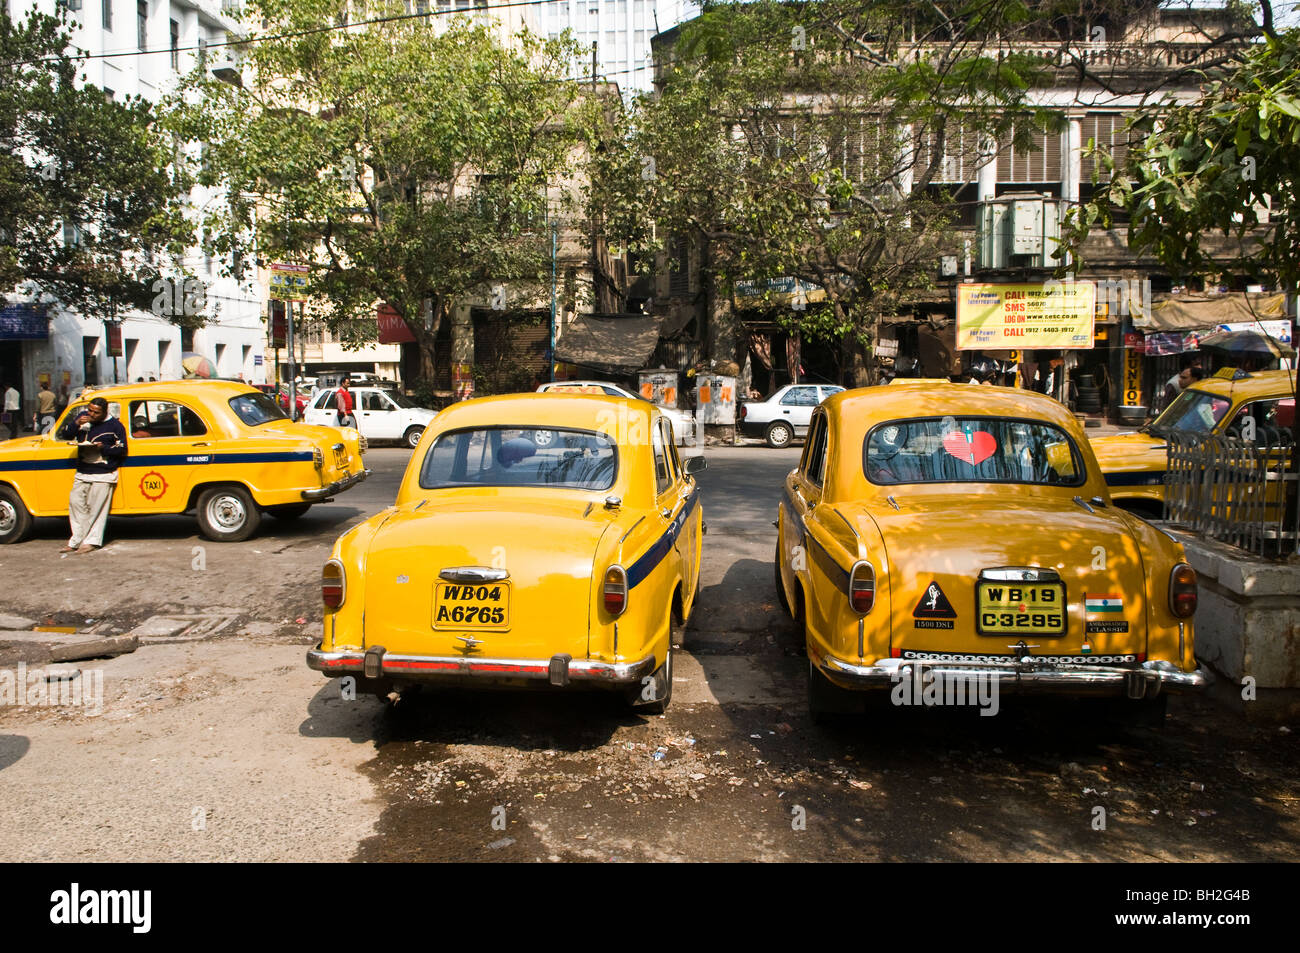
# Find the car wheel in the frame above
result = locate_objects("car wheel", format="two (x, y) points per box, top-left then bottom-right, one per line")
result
(266, 503), (311, 520)
(0, 486), (32, 544)
(670, 602), (687, 649)
(628, 647), (672, 714)
(807, 658), (864, 724)
(196, 485), (262, 542)
(766, 421), (794, 449)
(403, 426), (424, 449)
(531, 429), (556, 448)
(774, 541), (790, 615)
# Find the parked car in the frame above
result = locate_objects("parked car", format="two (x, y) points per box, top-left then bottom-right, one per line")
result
(536, 380), (697, 446)
(307, 392), (706, 712)
(303, 386), (437, 448)
(775, 382), (1206, 721)
(0, 380), (368, 543)
(739, 383), (845, 448)
(1089, 369), (1296, 518)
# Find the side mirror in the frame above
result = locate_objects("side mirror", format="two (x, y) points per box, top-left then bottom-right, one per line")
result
(682, 455), (707, 476)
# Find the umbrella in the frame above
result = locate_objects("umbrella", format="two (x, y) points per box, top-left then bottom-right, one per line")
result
(1196, 329), (1295, 360)
(181, 352), (216, 378)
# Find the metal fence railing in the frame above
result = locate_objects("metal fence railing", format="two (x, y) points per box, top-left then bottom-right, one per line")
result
(1165, 432), (1298, 557)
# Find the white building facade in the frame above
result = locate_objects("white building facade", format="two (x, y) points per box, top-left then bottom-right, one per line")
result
(533, 0), (699, 94)
(1, 0), (266, 432)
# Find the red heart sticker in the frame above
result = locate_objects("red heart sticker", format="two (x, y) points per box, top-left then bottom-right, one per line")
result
(943, 429), (997, 466)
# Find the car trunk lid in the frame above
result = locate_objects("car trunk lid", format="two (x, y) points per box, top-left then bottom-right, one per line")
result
(362, 495), (615, 660)
(871, 495), (1147, 660)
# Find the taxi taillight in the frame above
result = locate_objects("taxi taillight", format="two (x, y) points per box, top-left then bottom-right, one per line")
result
(322, 559), (346, 610)
(1170, 563), (1197, 618)
(604, 565), (627, 617)
(849, 560), (875, 614)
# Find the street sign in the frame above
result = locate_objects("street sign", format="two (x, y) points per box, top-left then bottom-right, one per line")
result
(269, 262), (310, 301)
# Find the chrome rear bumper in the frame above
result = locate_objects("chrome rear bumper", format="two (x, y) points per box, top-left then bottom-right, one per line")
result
(307, 645), (657, 688)
(302, 467), (370, 501)
(818, 654), (1209, 697)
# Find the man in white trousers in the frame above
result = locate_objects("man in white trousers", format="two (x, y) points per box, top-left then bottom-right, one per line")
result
(62, 397), (128, 554)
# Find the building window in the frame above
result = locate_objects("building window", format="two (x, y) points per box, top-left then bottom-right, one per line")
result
(137, 0), (147, 52)
(996, 122), (1062, 185)
(102, 0), (112, 31)
(197, 36), (206, 69)
(170, 19), (179, 70)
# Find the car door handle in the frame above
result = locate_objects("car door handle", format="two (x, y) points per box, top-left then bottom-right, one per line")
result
(191, 442), (210, 448)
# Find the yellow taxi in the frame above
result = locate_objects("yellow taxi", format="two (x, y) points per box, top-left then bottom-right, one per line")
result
(1090, 369), (1296, 518)
(775, 382), (1206, 721)
(0, 380), (368, 543)
(307, 393), (705, 712)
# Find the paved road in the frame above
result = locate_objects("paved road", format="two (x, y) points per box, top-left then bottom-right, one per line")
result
(0, 444), (1296, 861)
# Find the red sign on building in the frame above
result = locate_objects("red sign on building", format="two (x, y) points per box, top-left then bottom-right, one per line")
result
(377, 304), (416, 344)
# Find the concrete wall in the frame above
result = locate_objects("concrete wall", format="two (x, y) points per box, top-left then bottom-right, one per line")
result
(1163, 526), (1300, 719)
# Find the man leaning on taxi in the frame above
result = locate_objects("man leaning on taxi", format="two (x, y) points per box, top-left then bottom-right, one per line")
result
(62, 397), (128, 554)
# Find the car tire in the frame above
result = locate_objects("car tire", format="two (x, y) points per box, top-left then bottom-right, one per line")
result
(266, 503), (311, 520)
(403, 426), (424, 449)
(766, 421), (794, 449)
(670, 601), (688, 649)
(628, 647), (672, 714)
(0, 485), (33, 544)
(531, 429), (556, 448)
(774, 541), (790, 615)
(196, 485), (262, 542)
(807, 658), (864, 724)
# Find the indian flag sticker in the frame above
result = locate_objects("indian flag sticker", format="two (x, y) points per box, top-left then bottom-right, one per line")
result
(1085, 594), (1123, 614)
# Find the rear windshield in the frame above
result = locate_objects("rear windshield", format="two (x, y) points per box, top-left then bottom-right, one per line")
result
(229, 392), (287, 426)
(419, 427), (617, 491)
(864, 416), (1085, 486)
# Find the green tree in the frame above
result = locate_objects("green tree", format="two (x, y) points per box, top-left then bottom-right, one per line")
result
(1062, 11), (1297, 288)
(167, 2), (589, 381)
(0, 10), (192, 320)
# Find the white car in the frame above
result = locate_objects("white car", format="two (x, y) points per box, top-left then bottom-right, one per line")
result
(304, 386), (437, 448)
(738, 383), (845, 448)
(536, 380), (697, 446)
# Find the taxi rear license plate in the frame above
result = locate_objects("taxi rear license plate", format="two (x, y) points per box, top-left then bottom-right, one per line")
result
(432, 580), (511, 630)
(976, 581), (1066, 636)
(333, 447), (348, 468)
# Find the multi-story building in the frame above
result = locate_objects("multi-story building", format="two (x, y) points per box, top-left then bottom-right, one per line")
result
(1, 0), (266, 433)
(647, 6), (1293, 422)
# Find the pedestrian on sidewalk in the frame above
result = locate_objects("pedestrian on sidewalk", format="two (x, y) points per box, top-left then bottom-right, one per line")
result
(33, 380), (58, 434)
(62, 397), (128, 554)
(2, 381), (20, 437)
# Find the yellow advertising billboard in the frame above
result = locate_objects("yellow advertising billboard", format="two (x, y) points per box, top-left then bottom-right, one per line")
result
(956, 282), (1096, 351)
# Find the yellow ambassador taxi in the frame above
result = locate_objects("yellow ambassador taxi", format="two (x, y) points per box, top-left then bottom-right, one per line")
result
(0, 380), (368, 543)
(776, 382), (1206, 721)
(1090, 369), (1296, 518)
(307, 393), (705, 713)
